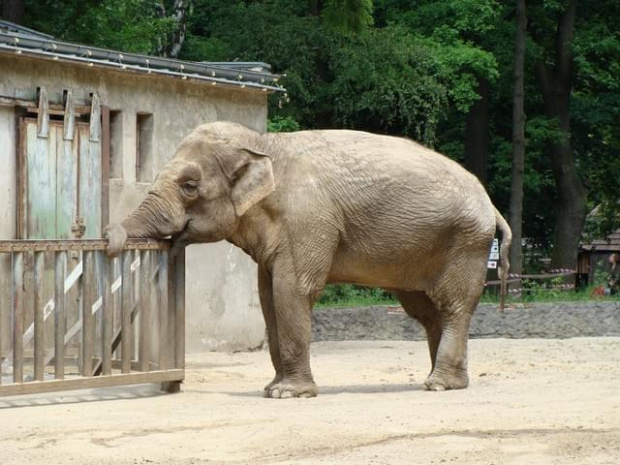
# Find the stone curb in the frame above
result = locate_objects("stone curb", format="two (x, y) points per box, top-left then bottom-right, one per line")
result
(312, 301), (620, 341)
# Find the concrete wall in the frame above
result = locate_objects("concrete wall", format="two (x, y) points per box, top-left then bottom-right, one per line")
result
(312, 302), (620, 341)
(0, 54), (267, 353)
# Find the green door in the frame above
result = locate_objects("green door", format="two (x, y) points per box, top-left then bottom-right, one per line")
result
(20, 118), (102, 240)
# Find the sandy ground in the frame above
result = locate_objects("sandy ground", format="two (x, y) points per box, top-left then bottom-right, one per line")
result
(2, 338), (620, 465)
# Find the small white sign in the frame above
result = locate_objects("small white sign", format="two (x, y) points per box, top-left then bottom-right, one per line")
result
(490, 238), (499, 254)
(489, 252), (499, 260)
(487, 261), (497, 269)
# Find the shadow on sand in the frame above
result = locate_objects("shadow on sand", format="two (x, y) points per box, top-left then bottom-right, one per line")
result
(221, 382), (426, 398)
(0, 383), (169, 410)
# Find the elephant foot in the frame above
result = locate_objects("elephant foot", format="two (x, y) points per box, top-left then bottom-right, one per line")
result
(264, 378), (318, 399)
(424, 369), (469, 391)
(263, 374), (284, 393)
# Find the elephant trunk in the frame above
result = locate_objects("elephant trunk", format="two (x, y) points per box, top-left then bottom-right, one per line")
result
(121, 193), (177, 239)
(105, 188), (184, 257)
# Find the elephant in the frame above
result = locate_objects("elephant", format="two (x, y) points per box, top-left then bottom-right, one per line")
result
(104, 121), (511, 398)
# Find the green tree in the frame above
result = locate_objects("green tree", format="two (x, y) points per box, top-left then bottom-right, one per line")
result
(20, 0), (188, 56)
(526, 0), (620, 270)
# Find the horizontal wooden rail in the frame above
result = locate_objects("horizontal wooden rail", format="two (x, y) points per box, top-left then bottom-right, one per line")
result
(0, 370), (184, 397)
(0, 238), (170, 253)
(486, 269), (576, 286)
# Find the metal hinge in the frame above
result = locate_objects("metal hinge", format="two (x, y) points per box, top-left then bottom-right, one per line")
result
(71, 217), (86, 238)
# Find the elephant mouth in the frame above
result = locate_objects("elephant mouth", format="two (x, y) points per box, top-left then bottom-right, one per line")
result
(171, 219), (192, 248)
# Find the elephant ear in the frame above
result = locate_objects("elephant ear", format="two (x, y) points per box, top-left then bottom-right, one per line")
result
(216, 148), (275, 216)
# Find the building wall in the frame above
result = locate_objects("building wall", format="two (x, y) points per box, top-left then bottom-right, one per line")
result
(0, 54), (267, 353)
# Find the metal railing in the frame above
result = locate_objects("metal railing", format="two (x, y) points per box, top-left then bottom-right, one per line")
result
(0, 239), (185, 396)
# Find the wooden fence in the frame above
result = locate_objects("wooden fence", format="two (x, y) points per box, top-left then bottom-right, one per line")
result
(0, 239), (185, 397)
(485, 269), (576, 295)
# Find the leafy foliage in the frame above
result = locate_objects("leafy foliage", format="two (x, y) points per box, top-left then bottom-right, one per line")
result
(322, 0), (374, 34)
(24, 0), (177, 54)
(267, 116), (300, 133)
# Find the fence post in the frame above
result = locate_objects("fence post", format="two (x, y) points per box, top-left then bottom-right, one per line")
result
(54, 251), (66, 380)
(121, 250), (132, 374)
(161, 246), (185, 393)
(82, 251), (95, 377)
(33, 251), (45, 382)
(101, 252), (113, 376)
(12, 252), (24, 384)
(157, 250), (169, 371)
(139, 250), (151, 372)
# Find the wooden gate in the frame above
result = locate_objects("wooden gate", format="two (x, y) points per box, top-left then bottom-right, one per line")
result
(0, 239), (185, 396)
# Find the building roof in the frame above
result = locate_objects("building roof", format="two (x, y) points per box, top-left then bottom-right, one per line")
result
(581, 229), (620, 252)
(0, 20), (283, 93)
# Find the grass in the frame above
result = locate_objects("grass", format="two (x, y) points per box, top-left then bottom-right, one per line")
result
(481, 287), (620, 305)
(315, 284), (398, 308)
(317, 284), (620, 308)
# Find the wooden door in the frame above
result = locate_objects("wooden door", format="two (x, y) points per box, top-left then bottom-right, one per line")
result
(17, 97), (105, 364)
(19, 118), (102, 239)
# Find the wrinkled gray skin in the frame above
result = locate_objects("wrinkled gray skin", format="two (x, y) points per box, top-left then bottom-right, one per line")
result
(105, 121), (512, 398)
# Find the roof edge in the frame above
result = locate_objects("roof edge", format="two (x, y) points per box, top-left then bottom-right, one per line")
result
(0, 26), (285, 93)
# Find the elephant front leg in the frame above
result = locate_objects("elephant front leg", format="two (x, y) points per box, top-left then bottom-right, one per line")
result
(258, 267), (284, 394)
(263, 262), (318, 399)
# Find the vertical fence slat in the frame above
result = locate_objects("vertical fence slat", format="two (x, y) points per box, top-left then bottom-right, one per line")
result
(158, 251), (169, 371)
(121, 251), (132, 373)
(174, 247), (185, 370)
(33, 251), (45, 382)
(54, 251), (66, 380)
(101, 254), (113, 376)
(139, 251), (151, 372)
(81, 251), (94, 377)
(12, 252), (24, 384)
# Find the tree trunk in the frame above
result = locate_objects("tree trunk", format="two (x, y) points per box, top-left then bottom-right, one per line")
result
(2, 0), (25, 24)
(156, 0), (190, 58)
(508, 0), (527, 280)
(464, 78), (490, 186)
(536, 0), (586, 272)
(308, 0), (323, 16)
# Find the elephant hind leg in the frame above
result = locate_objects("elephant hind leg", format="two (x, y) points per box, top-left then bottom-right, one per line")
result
(393, 290), (442, 371)
(423, 255), (487, 391)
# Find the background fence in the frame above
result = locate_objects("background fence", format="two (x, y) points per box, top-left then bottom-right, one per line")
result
(485, 269), (576, 296)
(0, 239), (185, 397)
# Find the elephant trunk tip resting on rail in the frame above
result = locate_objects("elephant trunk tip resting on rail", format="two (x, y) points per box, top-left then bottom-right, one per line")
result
(104, 121), (512, 398)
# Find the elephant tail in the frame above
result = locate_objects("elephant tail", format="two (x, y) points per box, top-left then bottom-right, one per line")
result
(494, 208), (512, 310)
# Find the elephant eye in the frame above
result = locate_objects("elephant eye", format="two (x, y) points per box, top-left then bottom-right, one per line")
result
(181, 180), (199, 197)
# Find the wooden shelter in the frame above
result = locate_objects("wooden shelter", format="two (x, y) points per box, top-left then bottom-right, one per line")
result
(578, 229), (620, 286)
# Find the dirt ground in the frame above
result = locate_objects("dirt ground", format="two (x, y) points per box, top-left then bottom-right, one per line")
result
(2, 338), (620, 465)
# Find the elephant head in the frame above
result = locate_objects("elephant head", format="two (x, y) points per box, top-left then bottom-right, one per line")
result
(104, 122), (275, 257)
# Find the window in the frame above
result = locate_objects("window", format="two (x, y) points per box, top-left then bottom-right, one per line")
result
(109, 110), (122, 179)
(136, 112), (154, 182)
